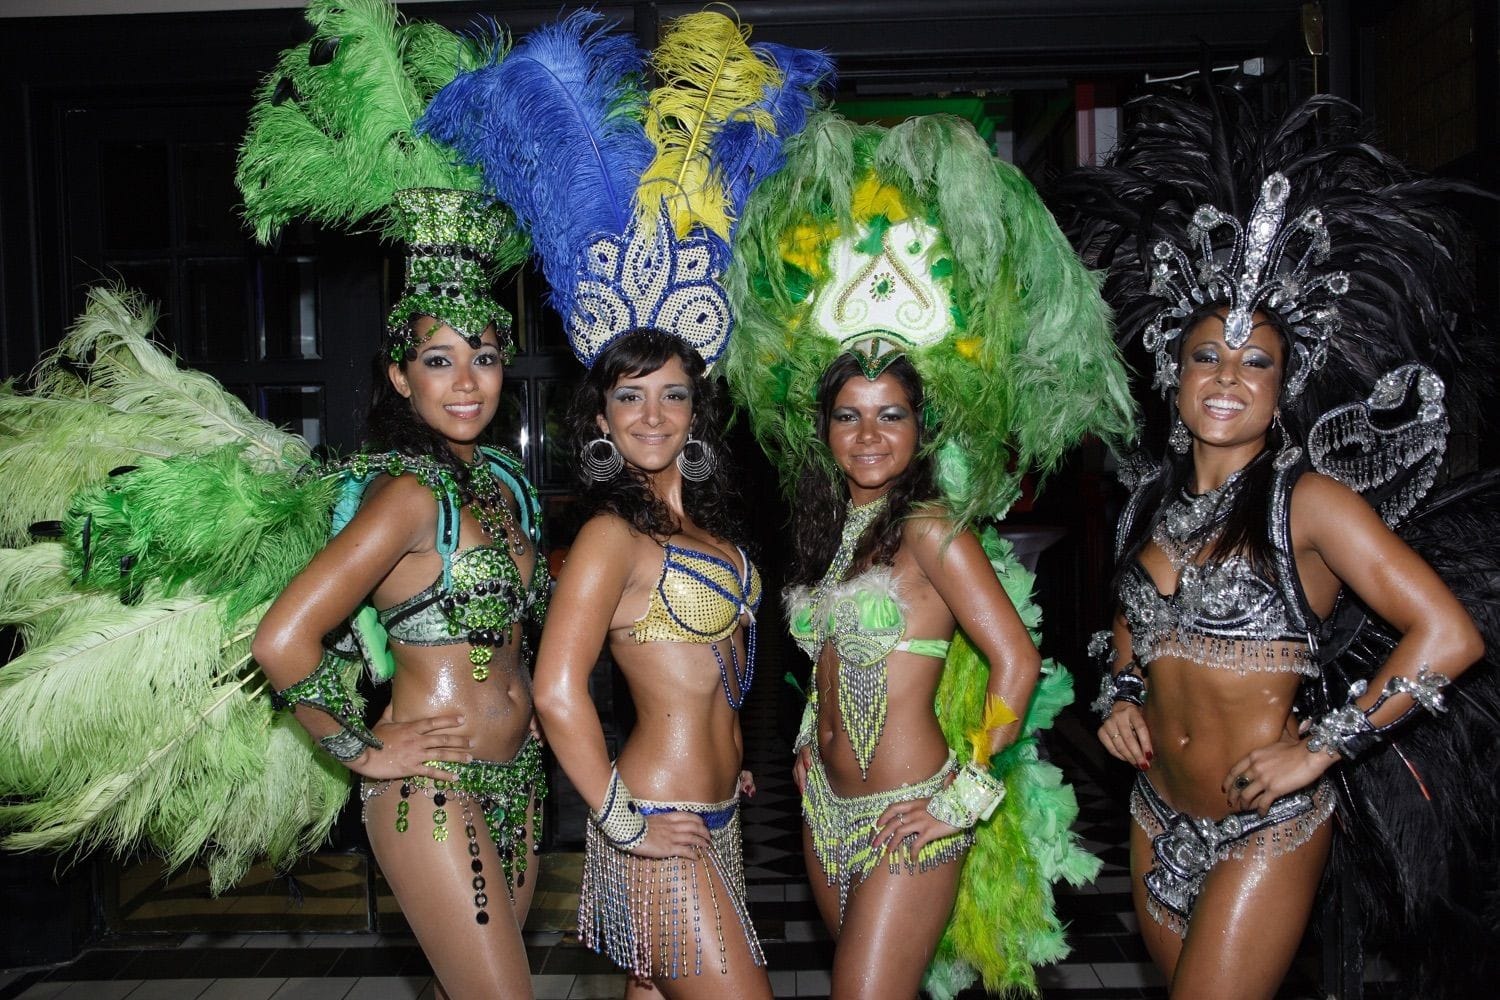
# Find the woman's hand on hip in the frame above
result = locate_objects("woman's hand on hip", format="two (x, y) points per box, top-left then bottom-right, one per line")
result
(872, 796), (959, 862)
(1223, 731), (1334, 815)
(629, 811), (713, 860)
(1097, 702), (1153, 770)
(347, 715), (472, 782)
(792, 746), (811, 795)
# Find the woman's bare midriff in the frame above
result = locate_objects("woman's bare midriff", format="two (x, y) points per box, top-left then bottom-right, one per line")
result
(388, 637), (534, 762)
(1143, 650), (1306, 819)
(612, 634), (747, 803)
(814, 645), (950, 796)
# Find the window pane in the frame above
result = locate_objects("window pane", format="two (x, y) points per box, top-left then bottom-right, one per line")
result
(100, 141), (170, 251)
(180, 142), (244, 246)
(260, 384), (324, 448)
(486, 380), (528, 462)
(259, 257), (322, 360)
(184, 259), (251, 363)
(538, 378), (581, 487)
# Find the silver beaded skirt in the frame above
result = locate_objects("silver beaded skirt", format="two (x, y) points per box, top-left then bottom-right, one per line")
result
(578, 795), (764, 981)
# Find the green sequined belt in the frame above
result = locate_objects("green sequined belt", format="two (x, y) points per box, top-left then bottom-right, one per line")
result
(803, 745), (973, 920)
(361, 735), (546, 927)
(578, 794), (764, 981)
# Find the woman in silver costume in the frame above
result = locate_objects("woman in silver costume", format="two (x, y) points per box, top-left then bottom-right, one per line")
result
(533, 329), (771, 999)
(1069, 92), (1487, 998)
(788, 354), (1040, 998)
(255, 314), (547, 1000)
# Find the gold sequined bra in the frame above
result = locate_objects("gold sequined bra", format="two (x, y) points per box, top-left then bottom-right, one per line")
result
(632, 543), (762, 711)
(632, 543), (762, 645)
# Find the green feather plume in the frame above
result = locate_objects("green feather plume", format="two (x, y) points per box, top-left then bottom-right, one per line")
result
(725, 111), (1136, 526)
(0, 286), (353, 892)
(0, 287), (307, 548)
(927, 529), (1102, 997)
(236, 0), (492, 243)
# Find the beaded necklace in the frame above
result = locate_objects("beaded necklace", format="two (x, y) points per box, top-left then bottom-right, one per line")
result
(808, 494), (890, 777)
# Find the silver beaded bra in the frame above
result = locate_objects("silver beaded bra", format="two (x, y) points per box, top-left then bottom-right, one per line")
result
(1117, 471), (1316, 676)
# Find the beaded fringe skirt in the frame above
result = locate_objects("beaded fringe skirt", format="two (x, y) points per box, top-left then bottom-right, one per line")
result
(803, 747), (973, 920)
(579, 795), (764, 981)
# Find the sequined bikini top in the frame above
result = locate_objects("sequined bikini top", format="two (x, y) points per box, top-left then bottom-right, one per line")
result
(380, 543), (548, 648)
(631, 543), (763, 645)
(329, 447), (546, 682)
(1115, 468), (1315, 676)
(785, 565), (951, 666)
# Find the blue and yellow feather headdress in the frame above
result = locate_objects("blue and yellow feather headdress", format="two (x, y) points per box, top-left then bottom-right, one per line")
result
(419, 9), (833, 368)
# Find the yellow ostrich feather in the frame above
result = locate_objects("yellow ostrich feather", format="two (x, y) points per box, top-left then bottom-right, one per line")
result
(967, 693), (1019, 769)
(637, 11), (780, 239)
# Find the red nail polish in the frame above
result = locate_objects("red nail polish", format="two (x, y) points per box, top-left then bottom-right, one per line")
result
(1146, 751), (1154, 762)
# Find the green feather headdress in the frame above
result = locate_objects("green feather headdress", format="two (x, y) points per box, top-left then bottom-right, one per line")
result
(724, 111), (1136, 525)
(235, 0), (529, 359)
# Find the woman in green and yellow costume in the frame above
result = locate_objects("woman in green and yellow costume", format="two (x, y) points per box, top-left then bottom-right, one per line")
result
(724, 112), (1135, 997)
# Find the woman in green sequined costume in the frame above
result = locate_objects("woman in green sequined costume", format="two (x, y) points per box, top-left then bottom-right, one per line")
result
(255, 316), (547, 1000)
(787, 354), (1042, 999)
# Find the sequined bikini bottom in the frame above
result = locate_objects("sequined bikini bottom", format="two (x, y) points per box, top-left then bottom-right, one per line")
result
(1131, 772), (1334, 936)
(803, 745), (973, 921)
(579, 794), (764, 981)
(360, 735), (547, 926)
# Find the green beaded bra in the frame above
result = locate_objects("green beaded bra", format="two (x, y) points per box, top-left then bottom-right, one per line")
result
(331, 447), (546, 683)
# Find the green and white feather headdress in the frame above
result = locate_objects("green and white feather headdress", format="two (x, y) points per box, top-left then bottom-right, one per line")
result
(724, 111), (1136, 525)
(236, 0), (529, 360)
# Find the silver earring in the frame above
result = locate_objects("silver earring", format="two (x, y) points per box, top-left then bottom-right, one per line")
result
(580, 436), (623, 483)
(676, 436), (716, 482)
(1168, 416), (1191, 454)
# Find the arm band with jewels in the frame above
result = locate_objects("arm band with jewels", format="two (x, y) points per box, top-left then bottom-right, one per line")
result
(926, 762), (1007, 830)
(793, 696), (817, 754)
(272, 650), (383, 761)
(592, 767), (647, 849)
(1306, 664), (1451, 761)
(1088, 630), (1146, 720)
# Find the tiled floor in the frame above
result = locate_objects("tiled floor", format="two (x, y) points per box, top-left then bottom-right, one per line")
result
(0, 659), (1391, 1000)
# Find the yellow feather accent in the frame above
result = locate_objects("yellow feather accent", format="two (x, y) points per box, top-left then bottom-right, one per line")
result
(637, 11), (780, 239)
(966, 693), (1020, 768)
(955, 336), (983, 361)
(780, 220), (838, 278)
(851, 175), (912, 225)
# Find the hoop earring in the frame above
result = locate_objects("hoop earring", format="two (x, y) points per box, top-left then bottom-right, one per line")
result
(580, 436), (623, 483)
(677, 436), (716, 482)
(1168, 415), (1192, 454)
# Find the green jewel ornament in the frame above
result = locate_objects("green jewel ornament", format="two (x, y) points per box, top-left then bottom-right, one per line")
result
(385, 188), (526, 363)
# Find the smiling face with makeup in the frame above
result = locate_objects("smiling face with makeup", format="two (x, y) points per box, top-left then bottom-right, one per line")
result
(826, 371), (921, 505)
(1176, 309), (1286, 468)
(595, 354), (695, 475)
(387, 315), (503, 461)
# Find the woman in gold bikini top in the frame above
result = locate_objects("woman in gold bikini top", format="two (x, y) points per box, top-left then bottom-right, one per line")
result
(533, 329), (773, 997)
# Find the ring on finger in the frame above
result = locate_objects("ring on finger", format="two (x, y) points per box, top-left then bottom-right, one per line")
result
(1233, 774), (1251, 790)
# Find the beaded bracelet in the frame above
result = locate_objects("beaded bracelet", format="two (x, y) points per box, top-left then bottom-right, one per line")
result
(1306, 664), (1451, 761)
(592, 767), (647, 849)
(926, 762), (1007, 830)
(1088, 630), (1146, 720)
(273, 649), (383, 761)
(793, 697), (817, 754)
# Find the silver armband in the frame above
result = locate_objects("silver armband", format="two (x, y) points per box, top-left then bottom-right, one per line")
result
(591, 767), (647, 849)
(925, 762), (1007, 830)
(1306, 665), (1451, 761)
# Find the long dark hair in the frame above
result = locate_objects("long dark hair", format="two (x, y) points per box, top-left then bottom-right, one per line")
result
(1114, 308), (1295, 588)
(789, 354), (939, 586)
(364, 352), (476, 493)
(568, 329), (743, 545)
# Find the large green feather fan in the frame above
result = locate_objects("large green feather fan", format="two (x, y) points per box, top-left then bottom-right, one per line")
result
(235, 0), (507, 249)
(724, 111), (1137, 526)
(0, 287), (351, 892)
(926, 529), (1102, 997)
(0, 288), (306, 548)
